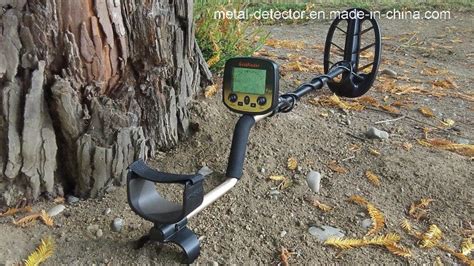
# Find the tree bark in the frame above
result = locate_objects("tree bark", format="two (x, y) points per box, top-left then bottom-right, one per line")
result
(0, 0), (212, 206)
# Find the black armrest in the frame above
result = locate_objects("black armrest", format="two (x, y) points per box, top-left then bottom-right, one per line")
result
(127, 160), (205, 224)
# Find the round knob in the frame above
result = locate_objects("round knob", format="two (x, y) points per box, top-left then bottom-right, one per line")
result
(228, 94), (238, 103)
(257, 97), (267, 106)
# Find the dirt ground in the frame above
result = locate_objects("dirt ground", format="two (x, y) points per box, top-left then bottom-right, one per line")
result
(1, 12), (473, 265)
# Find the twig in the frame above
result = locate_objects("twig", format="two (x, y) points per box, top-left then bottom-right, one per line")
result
(342, 156), (356, 161)
(374, 115), (406, 124)
(394, 33), (417, 53)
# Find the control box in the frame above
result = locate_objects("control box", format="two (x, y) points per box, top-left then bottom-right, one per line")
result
(222, 57), (279, 115)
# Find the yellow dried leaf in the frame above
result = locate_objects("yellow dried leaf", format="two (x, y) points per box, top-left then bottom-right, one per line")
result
(24, 236), (55, 266)
(204, 84), (218, 98)
(279, 246), (296, 266)
(365, 170), (381, 186)
(402, 142), (413, 151)
(324, 237), (366, 249)
(0, 206), (32, 217)
(40, 210), (54, 227)
(385, 243), (412, 258)
(348, 195), (368, 206)
(380, 105), (401, 114)
(53, 197), (65, 204)
(206, 54), (220, 67)
(310, 95), (364, 111)
(408, 198), (434, 220)
(366, 233), (401, 246)
(419, 106), (435, 117)
(265, 39), (306, 49)
(432, 78), (458, 89)
(417, 138), (474, 157)
(438, 244), (474, 266)
(269, 175), (286, 181)
(366, 203), (385, 235)
(357, 96), (380, 107)
(369, 148), (380, 156)
(287, 157), (298, 170)
(440, 118), (455, 127)
(278, 178), (293, 190)
(328, 160), (348, 174)
(461, 237), (474, 256)
(14, 213), (41, 227)
(420, 224), (443, 248)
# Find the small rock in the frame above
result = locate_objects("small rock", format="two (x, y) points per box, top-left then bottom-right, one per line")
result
(111, 218), (124, 232)
(47, 204), (65, 217)
(280, 230), (287, 237)
(103, 208), (111, 215)
(380, 68), (397, 78)
(245, 225), (251, 231)
(96, 229), (103, 238)
(87, 224), (100, 233)
(306, 171), (321, 193)
(269, 189), (280, 196)
(366, 127), (389, 140)
(308, 225), (345, 241)
(361, 218), (373, 229)
(67, 195), (80, 204)
(197, 166), (213, 176)
(260, 167), (266, 174)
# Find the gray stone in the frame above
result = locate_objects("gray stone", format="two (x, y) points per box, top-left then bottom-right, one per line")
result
(361, 218), (373, 229)
(111, 218), (124, 232)
(47, 204), (65, 217)
(380, 68), (397, 78)
(308, 225), (345, 241)
(197, 166), (213, 176)
(280, 230), (287, 237)
(67, 195), (80, 204)
(306, 171), (321, 193)
(366, 127), (389, 140)
(96, 229), (103, 238)
(103, 208), (111, 215)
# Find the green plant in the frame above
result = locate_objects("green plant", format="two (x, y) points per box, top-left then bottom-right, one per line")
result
(194, 0), (268, 72)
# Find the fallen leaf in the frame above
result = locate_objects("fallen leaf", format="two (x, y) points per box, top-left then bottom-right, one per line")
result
(204, 84), (218, 98)
(0, 206), (32, 217)
(366, 203), (385, 235)
(287, 157), (298, 170)
(310, 95), (364, 111)
(328, 160), (348, 174)
(269, 175), (286, 181)
(278, 178), (293, 190)
(418, 138), (474, 157)
(304, 196), (332, 212)
(13, 213), (41, 227)
(385, 243), (412, 258)
(420, 224), (443, 248)
(24, 236), (55, 266)
(368, 148), (380, 156)
(348, 195), (369, 206)
(419, 106), (435, 117)
(365, 170), (381, 186)
(40, 210), (54, 227)
(402, 142), (413, 151)
(408, 198), (434, 220)
(380, 105), (401, 114)
(460, 237), (474, 256)
(432, 77), (458, 89)
(440, 118), (455, 127)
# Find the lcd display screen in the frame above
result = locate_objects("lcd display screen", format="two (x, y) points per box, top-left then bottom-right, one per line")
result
(232, 67), (266, 95)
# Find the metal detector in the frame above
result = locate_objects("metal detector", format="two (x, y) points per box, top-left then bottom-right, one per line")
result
(127, 8), (381, 263)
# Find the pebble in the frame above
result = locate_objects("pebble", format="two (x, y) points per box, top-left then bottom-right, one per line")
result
(280, 230), (287, 237)
(111, 218), (124, 232)
(308, 225), (345, 241)
(361, 218), (373, 229)
(380, 68), (398, 78)
(103, 208), (111, 215)
(67, 195), (80, 204)
(96, 229), (103, 238)
(366, 127), (389, 140)
(47, 204), (65, 217)
(197, 166), (213, 176)
(306, 171), (321, 193)
(87, 224), (99, 233)
(260, 167), (266, 174)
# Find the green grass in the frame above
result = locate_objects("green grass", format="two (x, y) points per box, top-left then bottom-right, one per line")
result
(194, 0), (268, 72)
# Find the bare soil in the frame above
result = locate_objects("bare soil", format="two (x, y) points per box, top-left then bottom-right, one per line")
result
(1, 13), (473, 265)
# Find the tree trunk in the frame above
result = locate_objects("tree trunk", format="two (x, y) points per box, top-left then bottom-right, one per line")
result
(0, 0), (212, 206)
